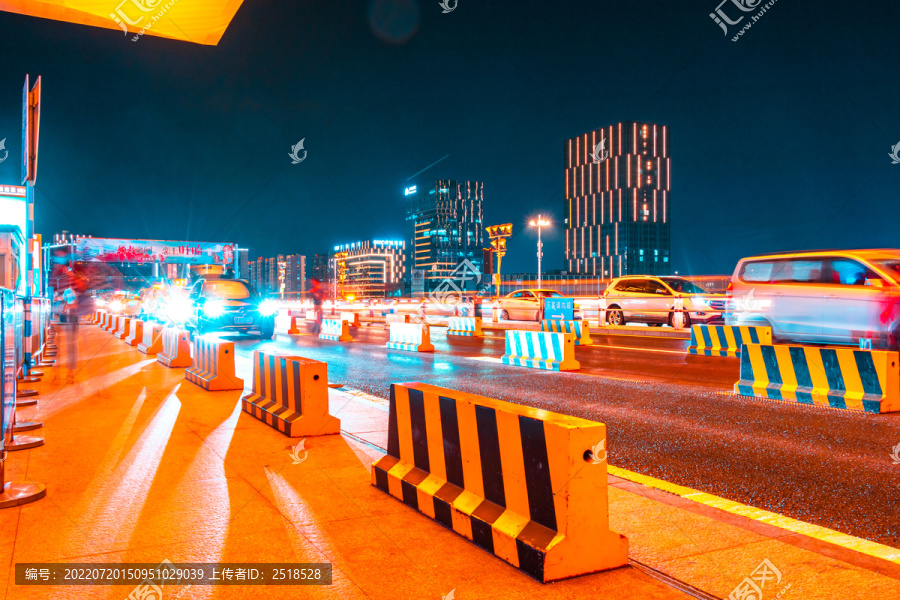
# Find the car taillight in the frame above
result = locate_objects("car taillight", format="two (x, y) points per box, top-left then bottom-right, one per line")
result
(726, 281), (733, 296)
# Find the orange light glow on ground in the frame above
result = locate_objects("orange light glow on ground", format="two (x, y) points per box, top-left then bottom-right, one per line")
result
(0, 0), (244, 45)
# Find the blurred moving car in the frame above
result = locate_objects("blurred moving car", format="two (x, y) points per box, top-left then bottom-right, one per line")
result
(602, 276), (725, 327)
(106, 290), (142, 316)
(186, 278), (276, 339)
(727, 249), (900, 349)
(497, 289), (568, 321)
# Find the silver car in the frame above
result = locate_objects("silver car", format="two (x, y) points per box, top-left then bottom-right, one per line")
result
(602, 276), (725, 327)
(727, 249), (900, 349)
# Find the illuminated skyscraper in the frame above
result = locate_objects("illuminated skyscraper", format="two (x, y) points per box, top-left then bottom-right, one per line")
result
(330, 241), (406, 299)
(405, 179), (484, 293)
(564, 121), (670, 277)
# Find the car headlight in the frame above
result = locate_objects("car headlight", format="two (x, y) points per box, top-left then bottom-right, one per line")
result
(691, 297), (709, 308)
(109, 300), (123, 312)
(166, 297), (195, 323)
(259, 300), (278, 317)
(203, 300), (225, 318)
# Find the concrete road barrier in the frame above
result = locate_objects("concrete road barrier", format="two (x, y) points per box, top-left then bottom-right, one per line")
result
(103, 314), (118, 332)
(447, 316), (483, 337)
(540, 319), (592, 346)
(385, 314), (410, 330)
(372, 382), (628, 582)
(124, 319), (144, 347)
(137, 322), (164, 355)
(689, 325), (772, 358)
(240, 350), (341, 437)
(320, 318), (352, 342)
(97, 313), (109, 328)
(340, 312), (361, 327)
(114, 317), (131, 340)
(735, 344), (900, 413)
(156, 327), (192, 368)
(387, 323), (434, 352)
(185, 337), (244, 391)
(502, 330), (579, 371)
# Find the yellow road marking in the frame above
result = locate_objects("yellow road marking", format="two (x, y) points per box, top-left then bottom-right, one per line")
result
(607, 465), (900, 564)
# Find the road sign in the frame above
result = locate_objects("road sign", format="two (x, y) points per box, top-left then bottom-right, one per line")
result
(544, 297), (574, 321)
(21, 76), (40, 185)
(21, 75), (29, 185)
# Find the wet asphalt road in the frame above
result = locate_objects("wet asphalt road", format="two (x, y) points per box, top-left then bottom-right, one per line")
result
(222, 322), (900, 549)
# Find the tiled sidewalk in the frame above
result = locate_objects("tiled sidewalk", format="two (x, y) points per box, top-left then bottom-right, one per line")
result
(3, 324), (898, 599)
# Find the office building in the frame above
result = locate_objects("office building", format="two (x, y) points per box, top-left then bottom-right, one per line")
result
(405, 179), (484, 293)
(564, 121), (671, 277)
(309, 253), (331, 283)
(250, 254), (305, 297)
(330, 240), (405, 299)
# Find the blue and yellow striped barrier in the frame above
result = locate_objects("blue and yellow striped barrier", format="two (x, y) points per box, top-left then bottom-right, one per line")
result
(502, 330), (580, 371)
(387, 322), (434, 352)
(372, 382), (628, 582)
(734, 344), (900, 413)
(688, 324), (772, 357)
(540, 319), (592, 346)
(320, 318), (352, 342)
(447, 316), (483, 337)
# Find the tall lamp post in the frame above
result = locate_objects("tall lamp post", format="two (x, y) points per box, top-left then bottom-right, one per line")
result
(529, 216), (550, 288)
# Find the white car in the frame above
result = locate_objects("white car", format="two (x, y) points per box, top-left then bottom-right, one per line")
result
(497, 289), (566, 321)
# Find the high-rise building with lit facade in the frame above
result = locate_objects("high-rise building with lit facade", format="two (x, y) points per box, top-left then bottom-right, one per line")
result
(330, 240), (406, 299)
(405, 179), (484, 293)
(564, 121), (670, 277)
(250, 254), (305, 297)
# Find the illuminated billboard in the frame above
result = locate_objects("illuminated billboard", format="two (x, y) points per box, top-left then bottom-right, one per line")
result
(74, 237), (235, 265)
(0, 0), (245, 46)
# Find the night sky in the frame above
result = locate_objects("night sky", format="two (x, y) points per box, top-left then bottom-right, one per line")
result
(0, 0), (897, 275)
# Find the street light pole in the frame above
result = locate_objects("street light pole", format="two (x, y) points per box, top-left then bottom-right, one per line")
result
(529, 215), (550, 289)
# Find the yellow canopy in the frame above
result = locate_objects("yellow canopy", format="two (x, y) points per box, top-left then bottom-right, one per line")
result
(0, 0), (245, 45)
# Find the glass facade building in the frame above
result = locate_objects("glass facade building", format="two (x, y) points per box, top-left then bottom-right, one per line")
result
(564, 121), (670, 277)
(405, 179), (484, 293)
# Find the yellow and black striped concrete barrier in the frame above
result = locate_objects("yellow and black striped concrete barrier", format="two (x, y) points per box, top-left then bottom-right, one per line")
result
(735, 343), (900, 413)
(372, 382), (628, 582)
(502, 330), (580, 371)
(124, 319), (144, 347)
(387, 322), (435, 352)
(447, 316), (483, 337)
(114, 317), (132, 340)
(137, 322), (164, 355)
(320, 318), (352, 342)
(240, 350), (341, 437)
(540, 319), (592, 346)
(688, 324), (772, 357)
(103, 315), (119, 333)
(185, 337), (244, 391)
(156, 327), (192, 368)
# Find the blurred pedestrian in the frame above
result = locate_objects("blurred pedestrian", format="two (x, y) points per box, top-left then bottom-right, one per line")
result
(310, 278), (325, 334)
(62, 270), (93, 383)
